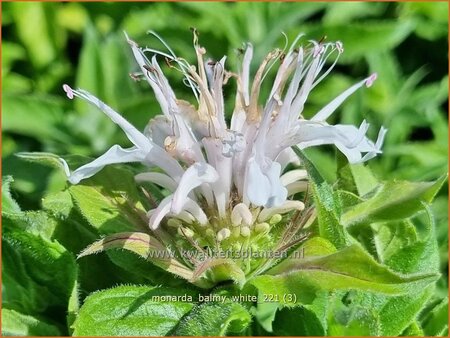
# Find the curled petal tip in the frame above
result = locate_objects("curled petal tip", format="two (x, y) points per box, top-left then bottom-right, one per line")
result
(336, 41), (344, 53)
(365, 73), (378, 88)
(123, 31), (138, 47)
(63, 84), (74, 99)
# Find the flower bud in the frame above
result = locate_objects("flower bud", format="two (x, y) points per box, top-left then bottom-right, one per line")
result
(240, 226), (251, 237)
(178, 226), (194, 238)
(269, 214), (282, 225)
(217, 228), (231, 242)
(255, 222), (270, 234)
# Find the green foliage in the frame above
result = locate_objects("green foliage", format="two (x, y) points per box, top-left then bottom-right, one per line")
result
(68, 166), (148, 234)
(173, 302), (251, 335)
(2, 213), (77, 317)
(342, 175), (447, 228)
(251, 244), (438, 305)
(1, 309), (62, 336)
(72, 285), (198, 336)
(293, 147), (348, 249)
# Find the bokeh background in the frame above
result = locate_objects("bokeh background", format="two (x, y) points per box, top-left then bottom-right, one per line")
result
(2, 0), (448, 315)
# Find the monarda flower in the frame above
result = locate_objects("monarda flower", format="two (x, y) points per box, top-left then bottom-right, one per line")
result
(62, 31), (386, 288)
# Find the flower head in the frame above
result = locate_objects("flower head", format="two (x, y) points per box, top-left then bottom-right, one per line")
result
(64, 31), (386, 283)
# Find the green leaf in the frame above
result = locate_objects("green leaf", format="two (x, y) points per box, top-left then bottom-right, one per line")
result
(342, 175), (447, 227)
(336, 151), (380, 196)
(253, 297), (279, 332)
(2, 227), (77, 315)
(3, 210), (58, 240)
(2, 176), (21, 214)
(372, 220), (419, 263)
(292, 147), (348, 248)
(327, 291), (381, 336)
(251, 244), (438, 305)
(323, 2), (386, 24)
(401, 321), (424, 336)
(73, 285), (198, 336)
(68, 166), (147, 234)
(295, 236), (337, 257)
(302, 20), (414, 63)
(2, 94), (70, 143)
(67, 281), (80, 335)
(1, 309), (61, 336)
(9, 2), (66, 68)
(42, 190), (74, 219)
(272, 296), (327, 335)
(378, 286), (434, 336)
(334, 207), (440, 336)
(421, 297), (449, 336)
(16, 152), (70, 176)
(173, 302), (252, 336)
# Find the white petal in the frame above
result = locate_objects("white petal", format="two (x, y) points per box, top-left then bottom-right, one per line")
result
(149, 195), (172, 229)
(311, 74), (377, 121)
(241, 43), (253, 106)
(217, 228), (231, 242)
(63, 85), (150, 149)
(280, 169), (308, 186)
(244, 158), (271, 207)
(146, 116), (173, 147)
(258, 200), (305, 222)
(125, 36), (171, 117)
(56, 157), (72, 178)
(244, 157), (287, 208)
(171, 162), (219, 214)
(286, 181), (309, 196)
(170, 211), (195, 224)
(231, 203), (253, 226)
(68, 145), (144, 184)
(265, 162), (288, 207)
(202, 137), (232, 217)
(281, 120), (383, 164)
(275, 148), (301, 172)
(135, 172), (178, 191)
(183, 199), (208, 225)
(143, 146), (184, 181)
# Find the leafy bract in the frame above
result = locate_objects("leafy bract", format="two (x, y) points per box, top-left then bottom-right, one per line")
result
(78, 232), (194, 282)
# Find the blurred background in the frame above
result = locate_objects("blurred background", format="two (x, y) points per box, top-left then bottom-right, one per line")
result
(2, 1), (448, 296)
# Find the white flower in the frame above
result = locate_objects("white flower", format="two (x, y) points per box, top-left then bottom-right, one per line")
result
(62, 31), (386, 231)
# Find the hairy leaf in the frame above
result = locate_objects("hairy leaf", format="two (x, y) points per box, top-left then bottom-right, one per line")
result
(2, 176), (21, 214)
(251, 244), (438, 305)
(73, 285), (198, 336)
(68, 166), (147, 234)
(342, 175), (447, 227)
(173, 302), (251, 336)
(293, 147), (348, 248)
(2, 227), (77, 315)
(1, 309), (61, 336)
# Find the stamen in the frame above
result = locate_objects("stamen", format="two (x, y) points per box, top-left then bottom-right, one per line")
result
(63, 84), (74, 99)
